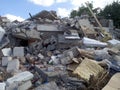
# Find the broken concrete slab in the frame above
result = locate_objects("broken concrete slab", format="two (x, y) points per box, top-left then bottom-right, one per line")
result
(12, 29), (41, 40)
(102, 73), (120, 90)
(7, 71), (33, 85)
(37, 24), (60, 32)
(13, 47), (24, 57)
(83, 37), (108, 47)
(2, 56), (12, 66)
(7, 59), (20, 73)
(73, 58), (105, 82)
(29, 10), (57, 20)
(78, 19), (97, 38)
(2, 48), (12, 56)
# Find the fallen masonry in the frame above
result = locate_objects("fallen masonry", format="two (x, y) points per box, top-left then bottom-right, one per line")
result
(0, 10), (120, 90)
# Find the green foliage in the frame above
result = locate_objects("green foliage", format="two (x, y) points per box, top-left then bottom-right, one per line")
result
(70, 2), (93, 18)
(99, 1), (120, 28)
(70, 10), (77, 18)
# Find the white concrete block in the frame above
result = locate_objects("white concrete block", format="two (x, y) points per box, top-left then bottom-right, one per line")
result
(7, 71), (34, 84)
(7, 59), (20, 73)
(2, 57), (12, 66)
(2, 48), (12, 56)
(13, 47), (24, 57)
(83, 37), (107, 47)
(0, 82), (6, 90)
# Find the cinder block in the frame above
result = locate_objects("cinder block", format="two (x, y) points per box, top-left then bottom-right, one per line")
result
(2, 48), (12, 56)
(2, 57), (12, 66)
(13, 47), (24, 57)
(7, 59), (20, 73)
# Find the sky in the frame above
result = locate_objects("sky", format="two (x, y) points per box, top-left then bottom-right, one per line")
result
(0, 0), (116, 21)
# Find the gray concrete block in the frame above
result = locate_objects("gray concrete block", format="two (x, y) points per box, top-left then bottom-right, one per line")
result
(2, 57), (12, 66)
(13, 47), (24, 57)
(7, 59), (20, 73)
(37, 24), (59, 31)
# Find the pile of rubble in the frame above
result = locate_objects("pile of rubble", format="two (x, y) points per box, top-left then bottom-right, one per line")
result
(0, 10), (120, 90)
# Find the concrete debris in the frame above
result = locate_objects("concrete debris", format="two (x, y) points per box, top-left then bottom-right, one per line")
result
(37, 24), (59, 31)
(13, 47), (24, 57)
(94, 48), (111, 61)
(0, 10), (119, 90)
(2, 57), (12, 66)
(83, 37), (108, 47)
(7, 59), (20, 73)
(78, 19), (97, 38)
(2, 48), (12, 56)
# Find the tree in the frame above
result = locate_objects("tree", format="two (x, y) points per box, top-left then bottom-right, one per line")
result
(99, 1), (120, 28)
(70, 2), (93, 18)
(70, 10), (77, 18)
